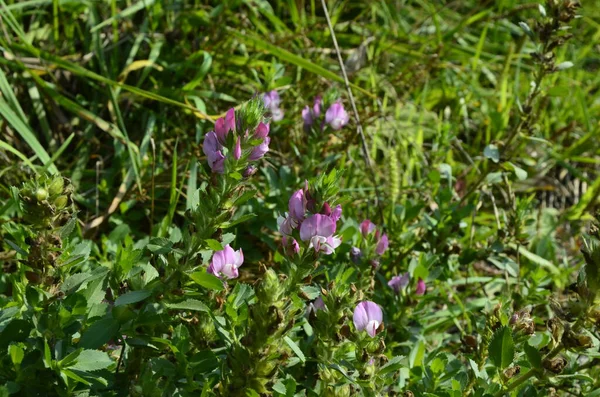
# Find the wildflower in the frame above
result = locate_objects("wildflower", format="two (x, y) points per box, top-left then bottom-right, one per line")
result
(353, 301), (383, 337)
(350, 247), (363, 264)
(415, 278), (426, 295)
(207, 244), (244, 279)
(243, 165), (257, 178)
(331, 204), (342, 222)
(233, 137), (242, 160)
(249, 122), (270, 160)
(302, 106), (313, 127)
(215, 108), (236, 145)
(325, 102), (349, 130)
(313, 96), (322, 118)
(376, 234), (389, 255)
(289, 189), (307, 221)
(388, 273), (410, 293)
(263, 90), (284, 121)
(360, 219), (376, 237)
(202, 131), (225, 173)
(299, 214), (342, 254)
(282, 236), (300, 256)
(313, 296), (326, 311)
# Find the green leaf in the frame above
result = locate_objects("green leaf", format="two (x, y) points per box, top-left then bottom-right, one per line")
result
(165, 299), (210, 312)
(205, 239), (224, 251)
(272, 381), (287, 395)
(483, 144), (500, 163)
(147, 237), (173, 254)
(9, 344), (24, 366)
(79, 318), (120, 349)
(114, 290), (151, 307)
(283, 336), (305, 363)
(189, 271), (224, 291)
(69, 350), (113, 372)
(488, 326), (514, 369)
(524, 342), (542, 369)
(90, 0), (156, 32)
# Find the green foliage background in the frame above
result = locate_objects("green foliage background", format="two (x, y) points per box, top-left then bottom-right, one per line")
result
(1, 0), (600, 396)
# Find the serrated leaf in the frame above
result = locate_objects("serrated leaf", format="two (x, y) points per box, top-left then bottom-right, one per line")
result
(114, 290), (151, 306)
(79, 318), (120, 349)
(283, 336), (305, 363)
(189, 271), (224, 291)
(524, 342), (542, 369)
(205, 239), (224, 251)
(165, 299), (210, 312)
(488, 326), (514, 369)
(69, 350), (113, 372)
(147, 237), (173, 254)
(300, 285), (321, 300)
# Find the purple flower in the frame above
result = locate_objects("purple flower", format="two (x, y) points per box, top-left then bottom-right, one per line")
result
(360, 219), (376, 237)
(277, 215), (296, 235)
(263, 91), (284, 122)
(376, 234), (389, 255)
(233, 136), (242, 160)
(388, 273), (410, 293)
(263, 90), (281, 109)
(249, 136), (270, 161)
(299, 214), (342, 255)
(415, 278), (426, 295)
(289, 189), (307, 221)
(243, 165), (257, 178)
(254, 122), (270, 139)
(325, 102), (349, 130)
(313, 296), (325, 311)
(350, 246), (363, 264)
(353, 301), (383, 337)
(302, 106), (313, 127)
(215, 108), (236, 145)
(207, 244), (244, 279)
(202, 131), (225, 173)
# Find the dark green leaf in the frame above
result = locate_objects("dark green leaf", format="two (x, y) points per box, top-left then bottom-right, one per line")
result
(488, 326), (514, 369)
(189, 271), (224, 291)
(114, 290), (151, 306)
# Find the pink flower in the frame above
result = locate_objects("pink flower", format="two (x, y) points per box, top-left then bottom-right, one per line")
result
(202, 131), (225, 173)
(325, 102), (349, 130)
(331, 205), (342, 222)
(388, 273), (410, 293)
(215, 108), (236, 145)
(376, 234), (389, 255)
(353, 301), (383, 337)
(277, 215), (297, 235)
(282, 236), (300, 256)
(207, 244), (244, 279)
(233, 136), (242, 160)
(289, 189), (307, 221)
(299, 214), (342, 255)
(415, 278), (426, 295)
(360, 219), (376, 237)
(249, 122), (270, 161)
(313, 96), (322, 118)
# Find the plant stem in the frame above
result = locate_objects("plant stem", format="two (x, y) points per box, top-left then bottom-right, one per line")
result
(493, 344), (563, 397)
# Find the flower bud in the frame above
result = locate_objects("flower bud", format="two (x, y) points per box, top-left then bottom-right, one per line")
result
(350, 247), (362, 264)
(48, 177), (64, 196)
(243, 165), (257, 178)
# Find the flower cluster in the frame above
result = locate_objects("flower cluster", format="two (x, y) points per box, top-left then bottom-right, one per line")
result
(388, 273), (426, 296)
(278, 183), (342, 255)
(351, 219), (389, 267)
(202, 108), (270, 173)
(302, 96), (349, 131)
(263, 90), (284, 122)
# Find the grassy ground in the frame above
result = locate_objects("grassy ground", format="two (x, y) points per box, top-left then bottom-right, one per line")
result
(1, 0), (600, 395)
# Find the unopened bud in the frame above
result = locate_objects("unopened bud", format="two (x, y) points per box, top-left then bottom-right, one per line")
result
(35, 188), (48, 202)
(54, 195), (68, 209)
(48, 177), (64, 196)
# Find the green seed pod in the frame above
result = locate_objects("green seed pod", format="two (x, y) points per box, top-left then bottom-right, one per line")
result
(35, 188), (48, 202)
(53, 195), (68, 210)
(48, 176), (64, 196)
